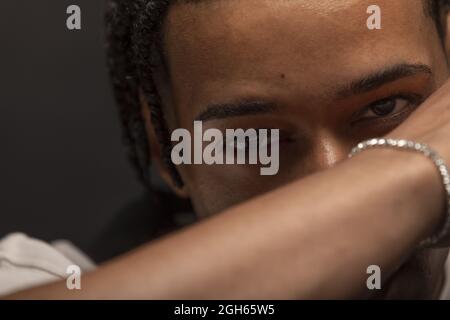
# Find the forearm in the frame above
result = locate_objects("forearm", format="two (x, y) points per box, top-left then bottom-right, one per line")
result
(6, 149), (444, 299)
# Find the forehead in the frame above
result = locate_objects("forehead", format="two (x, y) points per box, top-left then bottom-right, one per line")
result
(162, 0), (437, 118)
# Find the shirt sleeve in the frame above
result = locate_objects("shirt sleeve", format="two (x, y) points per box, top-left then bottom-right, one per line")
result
(0, 233), (76, 296)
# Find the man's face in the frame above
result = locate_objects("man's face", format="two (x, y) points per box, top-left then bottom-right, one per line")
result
(149, 0), (450, 298)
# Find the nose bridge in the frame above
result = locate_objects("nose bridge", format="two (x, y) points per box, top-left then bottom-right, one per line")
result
(312, 131), (349, 170)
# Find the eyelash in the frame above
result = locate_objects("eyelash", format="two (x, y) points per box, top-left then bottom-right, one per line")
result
(351, 93), (424, 126)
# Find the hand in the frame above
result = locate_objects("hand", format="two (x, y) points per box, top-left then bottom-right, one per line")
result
(389, 79), (450, 246)
(391, 79), (450, 159)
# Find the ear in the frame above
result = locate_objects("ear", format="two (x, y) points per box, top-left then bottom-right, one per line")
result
(139, 92), (189, 199)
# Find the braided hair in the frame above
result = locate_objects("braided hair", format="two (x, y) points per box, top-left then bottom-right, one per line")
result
(106, 0), (177, 188)
(105, 0), (450, 190)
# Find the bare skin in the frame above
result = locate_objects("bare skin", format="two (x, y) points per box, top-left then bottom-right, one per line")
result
(4, 0), (450, 299)
(5, 80), (450, 299)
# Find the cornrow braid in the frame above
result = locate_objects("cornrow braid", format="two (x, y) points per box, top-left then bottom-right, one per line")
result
(106, 0), (179, 187)
(106, 0), (450, 189)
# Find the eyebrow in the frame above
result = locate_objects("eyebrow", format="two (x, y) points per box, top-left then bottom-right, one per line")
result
(195, 100), (276, 122)
(194, 63), (432, 122)
(336, 63), (433, 98)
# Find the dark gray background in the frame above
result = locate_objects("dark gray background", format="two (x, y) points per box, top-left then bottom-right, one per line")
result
(0, 0), (145, 254)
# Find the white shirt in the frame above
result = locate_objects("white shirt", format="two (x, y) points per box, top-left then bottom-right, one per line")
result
(0, 233), (95, 296)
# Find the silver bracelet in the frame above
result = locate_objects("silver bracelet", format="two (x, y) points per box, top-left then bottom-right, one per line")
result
(349, 138), (450, 248)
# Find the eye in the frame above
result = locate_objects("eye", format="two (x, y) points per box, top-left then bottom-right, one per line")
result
(229, 130), (271, 152)
(364, 97), (408, 118)
(233, 132), (259, 152)
(223, 129), (285, 153)
(356, 95), (422, 122)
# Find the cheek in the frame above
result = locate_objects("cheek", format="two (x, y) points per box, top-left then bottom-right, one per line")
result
(181, 164), (298, 218)
(177, 138), (347, 217)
